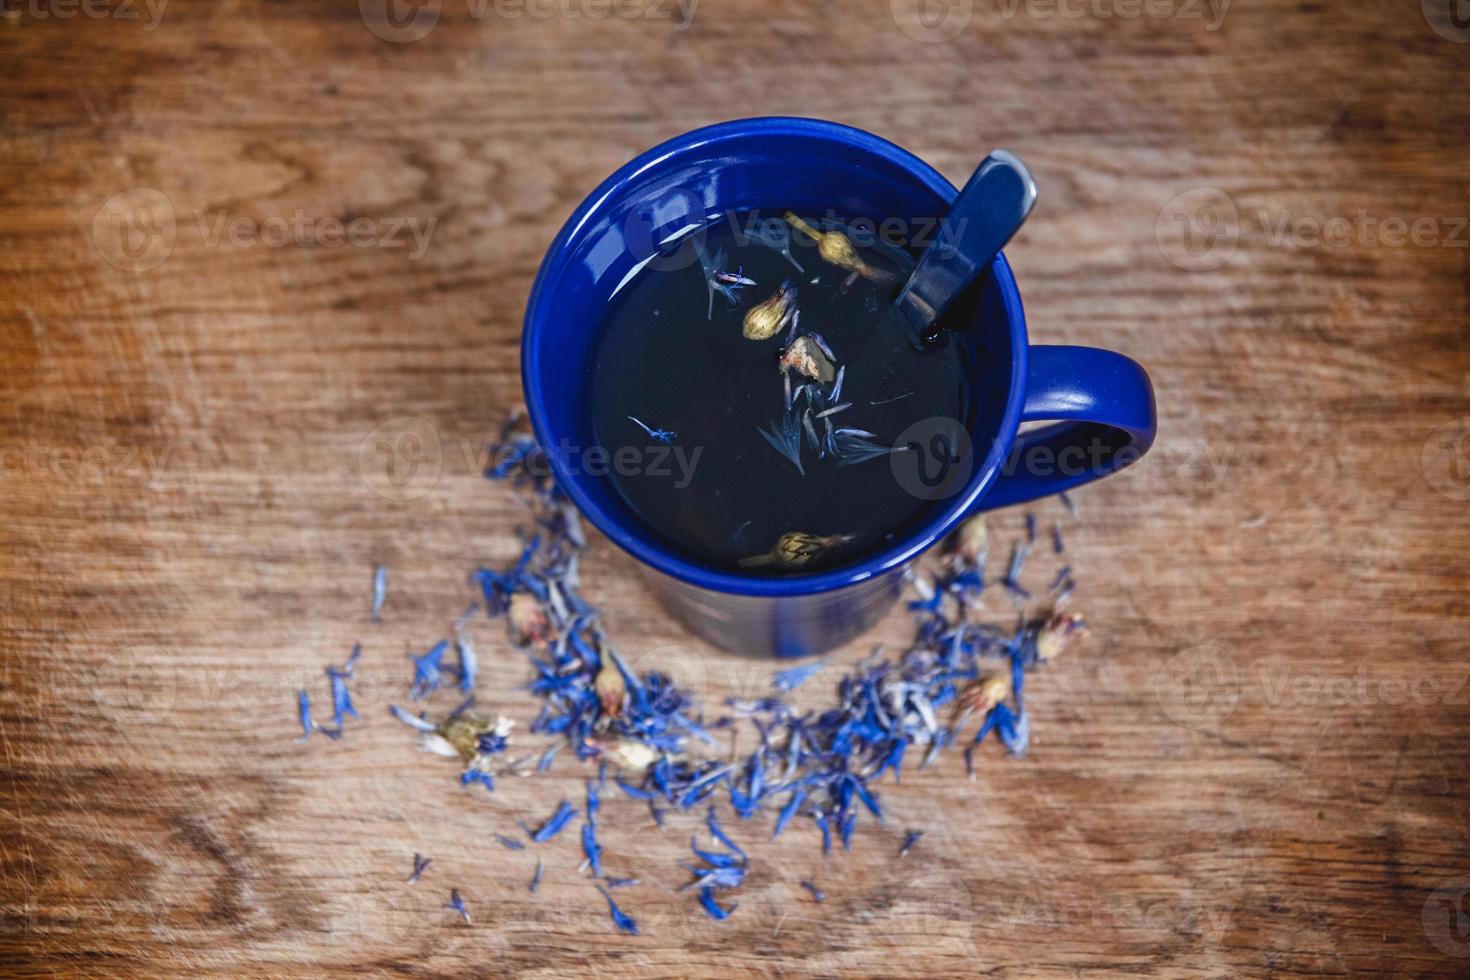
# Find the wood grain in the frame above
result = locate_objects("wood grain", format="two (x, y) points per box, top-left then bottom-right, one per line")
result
(2, 0), (1468, 975)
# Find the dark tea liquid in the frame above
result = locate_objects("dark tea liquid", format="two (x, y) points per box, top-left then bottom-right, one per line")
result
(588, 212), (971, 575)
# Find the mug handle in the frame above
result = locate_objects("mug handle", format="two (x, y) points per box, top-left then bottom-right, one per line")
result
(977, 344), (1157, 510)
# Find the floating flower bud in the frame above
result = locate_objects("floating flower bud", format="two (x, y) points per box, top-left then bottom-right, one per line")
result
(783, 212), (883, 280)
(509, 593), (551, 646)
(738, 531), (853, 569)
(779, 334), (837, 385)
(1036, 611), (1087, 662)
(742, 279), (798, 340)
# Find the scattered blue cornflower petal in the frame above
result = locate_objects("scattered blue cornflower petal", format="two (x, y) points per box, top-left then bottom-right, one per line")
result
(706, 807), (745, 858)
(582, 820), (603, 877)
(604, 877), (640, 888)
(445, 888), (471, 924)
(697, 886), (738, 921)
(587, 780), (601, 819)
(326, 646), (360, 729)
(690, 838), (743, 869)
(800, 880), (826, 902)
(814, 812), (832, 854)
(407, 640), (449, 700)
(529, 858), (544, 893)
(1025, 513), (1036, 543)
(495, 834), (525, 851)
(772, 788), (805, 839)
(294, 689), (313, 742)
(461, 769), (494, 793)
(596, 885), (639, 935)
(899, 829), (924, 857)
(615, 778), (655, 801)
(772, 659), (825, 693)
(1060, 490), (1077, 515)
(626, 416), (676, 444)
(1052, 521), (1065, 554)
(531, 800), (578, 843)
(407, 853), (431, 884)
(537, 744), (560, 773)
(371, 564), (388, 622)
(389, 703), (437, 732)
(455, 633), (478, 694)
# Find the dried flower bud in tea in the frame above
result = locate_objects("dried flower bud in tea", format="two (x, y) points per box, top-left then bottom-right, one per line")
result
(738, 531), (851, 569)
(742, 279), (799, 340)
(779, 334), (837, 384)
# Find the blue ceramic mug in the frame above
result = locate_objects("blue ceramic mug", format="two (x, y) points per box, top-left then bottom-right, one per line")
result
(522, 117), (1156, 658)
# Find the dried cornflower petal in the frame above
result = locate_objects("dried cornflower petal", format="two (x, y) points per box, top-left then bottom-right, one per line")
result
(445, 889), (471, 925)
(407, 640), (449, 700)
(772, 660), (825, 693)
(799, 880), (826, 902)
(531, 800), (578, 843)
(529, 858), (545, 893)
(596, 885), (639, 935)
(899, 829), (923, 857)
(461, 769), (494, 793)
(697, 886), (737, 921)
(454, 633), (478, 694)
(371, 564), (388, 622)
(627, 416), (676, 444)
(326, 645), (362, 730)
(407, 853), (431, 884)
(495, 834), (524, 850)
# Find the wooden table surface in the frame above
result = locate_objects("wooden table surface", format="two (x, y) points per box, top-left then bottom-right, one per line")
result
(3, 1), (1469, 975)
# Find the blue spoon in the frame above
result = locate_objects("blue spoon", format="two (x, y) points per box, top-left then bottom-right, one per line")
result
(893, 150), (1037, 349)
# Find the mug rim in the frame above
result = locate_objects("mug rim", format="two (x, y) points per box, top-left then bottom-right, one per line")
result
(522, 116), (1029, 597)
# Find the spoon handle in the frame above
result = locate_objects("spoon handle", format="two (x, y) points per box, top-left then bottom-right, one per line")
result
(894, 150), (1037, 341)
